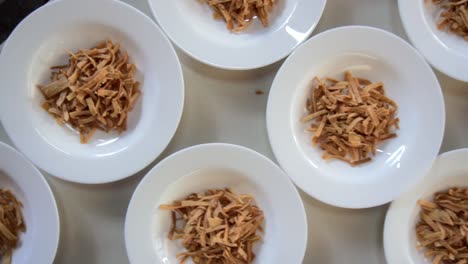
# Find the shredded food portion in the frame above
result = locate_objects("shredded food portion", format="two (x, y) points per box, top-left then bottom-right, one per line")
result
(416, 188), (468, 264)
(431, 0), (468, 40)
(203, 0), (276, 32)
(0, 189), (26, 264)
(37, 40), (141, 143)
(160, 188), (264, 264)
(301, 71), (399, 166)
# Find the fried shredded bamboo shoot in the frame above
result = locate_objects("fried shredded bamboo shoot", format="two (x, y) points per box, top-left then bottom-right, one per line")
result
(431, 0), (468, 40)
(301, 72), (399, 166)
(416, 188), (468, 264)
(37, 40), (141, 143)
(0, 189), (26, 264)
(202, 0), (276, 32)
(160, 188), (264, 264)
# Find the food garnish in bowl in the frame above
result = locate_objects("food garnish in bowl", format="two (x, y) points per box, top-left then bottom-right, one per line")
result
(430, 0), (468, 40)
(160, 188), (264, 264)
(301, 71), (400, 166)
(416, 187), (468, 264)
(201, 0), (276, 32)
(0, 189), (26, 264)
(37, 40), (141, 143)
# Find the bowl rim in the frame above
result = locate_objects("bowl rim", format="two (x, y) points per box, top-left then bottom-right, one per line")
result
(383, 148), (468, 264)
(0, 141), (60, 263)
(0, 0), (185, 184)
(266, 25), (445, 208)
(146, 0), (327, 70)
(124, 142), (308, 264)
(398, 0), (468, 82)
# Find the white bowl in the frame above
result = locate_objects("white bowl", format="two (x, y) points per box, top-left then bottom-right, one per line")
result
(267, 26), (445, 208)
(147, 0), (326, 70)
(398, 0), (468, 82)
(0, 0), (184, 184)
(384, 149), (468, 264)
(125, 143), (307, 264)
(0, 141), (59, 264)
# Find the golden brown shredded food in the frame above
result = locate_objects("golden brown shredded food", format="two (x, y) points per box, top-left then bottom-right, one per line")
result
(160, 188), (264, 264)
(37, 40), (141, 144)
(202, 0), (276, 32)
(416, 188), (468, 264)
(301, 71), (399, 166)
(0, 189), (26, 264)
(431, 0), (468, 40)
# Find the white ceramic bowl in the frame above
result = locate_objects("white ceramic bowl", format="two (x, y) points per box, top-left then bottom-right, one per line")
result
(0, 0), (184, 184)
(384, 149), (468, 264)
(125, 143), (307, 264)
(267, 26), (445, 208)
(0, 141), (59, 264)
(148, 0), (326, 70)
(399, 0), (468, 82)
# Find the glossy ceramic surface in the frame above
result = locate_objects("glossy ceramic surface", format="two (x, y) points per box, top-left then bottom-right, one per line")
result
(0, 0), (184, 183)
(125, 143), (307, 264)
(147, 0), (327, 70)
(398, 0), (468, 82)
(384, 149), (468, 264)
(267, 26), (445, 208)
(0, 142), (59, 264)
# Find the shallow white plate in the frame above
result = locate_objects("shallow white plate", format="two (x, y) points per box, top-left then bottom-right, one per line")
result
(384, 149), (468, 264)
(125, 143), (307, 264)
(0, 141), (59, 264)
(399, 0), (468, 82)
(148, 0), (326, 70)
(0, 0), (184, 183)
(267, 26), (445, 208)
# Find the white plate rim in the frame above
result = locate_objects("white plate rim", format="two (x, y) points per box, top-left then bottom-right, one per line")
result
(147, 0), (327, 70)
(124, 143), (308, 264)
(0, 141), (60, 264)
(383, 148), (468, 264)
(398, 0), (468, 82)
(0, 0), (185, 184)
(266, 25), (445, 208)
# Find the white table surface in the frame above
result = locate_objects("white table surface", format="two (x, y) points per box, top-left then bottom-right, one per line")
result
(1, 0), (467, 263)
